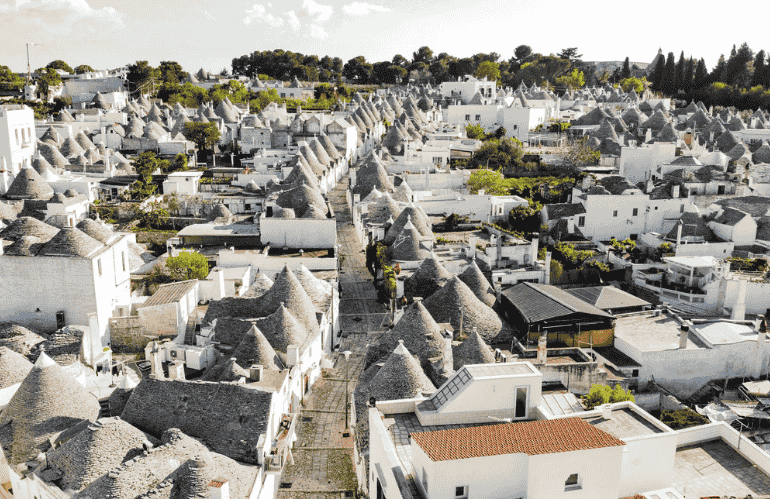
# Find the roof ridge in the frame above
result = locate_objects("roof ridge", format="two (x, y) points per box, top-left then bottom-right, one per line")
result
(525, 282), (578, 313)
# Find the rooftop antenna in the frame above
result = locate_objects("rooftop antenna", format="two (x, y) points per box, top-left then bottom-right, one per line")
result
(25, 40), (40, 83)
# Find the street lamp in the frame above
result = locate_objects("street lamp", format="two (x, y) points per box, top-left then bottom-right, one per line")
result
(343, 350), (352, 429)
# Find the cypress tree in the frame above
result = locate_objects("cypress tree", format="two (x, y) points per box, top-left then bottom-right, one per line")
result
(751, 50), (766, 87)
(621, 57), (631, 80)
(674, 51), (686, 93)
(693, 58), (708, 89)
(661, 52), (676, 95)
(710, 54), (726, 84)
(683, 57), (695, 93)
(650, 50), (667, 91)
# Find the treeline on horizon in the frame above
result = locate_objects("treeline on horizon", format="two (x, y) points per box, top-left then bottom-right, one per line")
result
(231, 43), (770, 111)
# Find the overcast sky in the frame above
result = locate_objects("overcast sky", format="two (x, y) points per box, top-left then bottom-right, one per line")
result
(0, 0), (765, 75)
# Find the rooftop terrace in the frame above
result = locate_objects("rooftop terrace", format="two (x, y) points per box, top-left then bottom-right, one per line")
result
(614, 312), (708, 352)
(583, 407), (665, 439)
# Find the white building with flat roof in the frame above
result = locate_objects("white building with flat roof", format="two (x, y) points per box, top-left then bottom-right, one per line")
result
(0, 104), (36, 182)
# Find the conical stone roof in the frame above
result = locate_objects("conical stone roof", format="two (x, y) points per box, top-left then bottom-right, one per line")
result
(255, 265), (319, 335)
(383, 205), (433, 245)
(201, 356), (251, 382)
(404, 253), (452, 298)
(453, 328), (496, 370)
(319, 132), (342, 160)
(46, 416), (148, 492)
(367, 191), (402, 224)
(231, 325), (283, 369)
(0, 216), (58, 242)
(366, 341), (435, 401)
(243, 273), (274, 298)
(295, 264), (332, 308)
(39, 226), (104, 258)
(60, 136), (85, 157)
(255, 304), (310, 356)
(0, 346), (33, 389)
(366, 300), (445, 367)
(5, 167), (54, 200)
(38, 142), (69, 169)
(308, 137), (332, 166)
(458, 259), (496, 307)
(752, 143), (770, 164)
(74, 131), (95, 151)
(422, 276), (502, 341)
(0, 352), (101, 464)
(389, 217), (423, 261)
(76, 218), (119, 244)
(392, 180), (413, 203)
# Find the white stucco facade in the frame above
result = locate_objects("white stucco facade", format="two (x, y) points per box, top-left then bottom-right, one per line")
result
(0, 105), (36, 180)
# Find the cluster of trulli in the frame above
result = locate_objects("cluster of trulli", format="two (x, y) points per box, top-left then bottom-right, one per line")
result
(200, 264), (333, 373)
(0, 216), (154, 270)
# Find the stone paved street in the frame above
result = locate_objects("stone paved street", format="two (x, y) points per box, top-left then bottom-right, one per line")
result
(278, 170), (388, 499)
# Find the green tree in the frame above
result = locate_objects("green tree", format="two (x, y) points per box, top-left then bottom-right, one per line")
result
(465, 123), (486, 140)
(619, 77), (646, 94)
(563, 138), (600, 167)
(474, 61), (500, 82)
(550, 259), (563, 284)
(650, 50), (667, 91)
(183, 122), (221, 151)
(514, 45), (533, 62)
(553, 242), (594, 269)
(139, 204), (169, 229)
(555, 68), (585, 90)
(508, 203), (542, 233)
(35, 67), (62, 100)
(0, 65), (25, 91)
(621, 57), (631, 80)
(693, 58), (709, 89)
(166, 251), (209, 281)
(751, 50), (767, 87)
(46, 60), (73, 74)
(342, 56), (372, 83)
(660, 52), (676, 95)
(467, 168), (508, 195)
(74, 64), (94, 74)
(172, 153), (188, 172)
(471, 137), (525, 170)
(158, 61), (188, 85)
(412, 46), (434, 65)
(557, 47), (582, 64)
(127, 60), (160, 95)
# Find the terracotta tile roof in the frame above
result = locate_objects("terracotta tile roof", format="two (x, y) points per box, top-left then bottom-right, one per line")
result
(411, 417), (625, 461)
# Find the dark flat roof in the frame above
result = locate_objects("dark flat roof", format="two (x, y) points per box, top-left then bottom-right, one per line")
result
(501, 282), (613, 324)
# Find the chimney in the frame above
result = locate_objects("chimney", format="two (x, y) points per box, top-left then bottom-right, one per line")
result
(731, 279), (747, 321)
(287, 344), (299, 366)
(208, 478), (230, 499)
(168, 360), (186, 380)
(249, 364), (263, 382)
(146, 341), (165, 379)
(679, 324), (689, 349)
(671, 184), (680, 198)
(215, 268), (226, 299)
(646, 178), (654, 194)
(676, 220), (683, 247)
(0, 239), (4, 255)
(567, 218), (575, 234)
(544, 251), (551, 285)
(536, 335), (547, 364)
(601, 404), (613, 420)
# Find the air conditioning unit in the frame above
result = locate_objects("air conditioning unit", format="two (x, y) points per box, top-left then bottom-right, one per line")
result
(166, 346), (186, 362)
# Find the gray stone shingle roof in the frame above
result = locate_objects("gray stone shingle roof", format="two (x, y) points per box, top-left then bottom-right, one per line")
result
(0, 352), (101, 465)
(422, 276), (503, 342)
(120, 378), (273, 464)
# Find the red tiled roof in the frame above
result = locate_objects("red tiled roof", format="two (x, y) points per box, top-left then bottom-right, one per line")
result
(410, 417), (625, 461)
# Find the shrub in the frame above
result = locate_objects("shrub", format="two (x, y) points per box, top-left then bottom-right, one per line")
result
(583, 384), (635, 409)
(659, 409), (710, 430)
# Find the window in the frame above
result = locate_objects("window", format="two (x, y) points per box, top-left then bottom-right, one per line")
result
(632, 208), (639, 216)
(121, 252), (126, 272)
(280, 93), (285, 98)
(97, 259), (102, 276)
(680, 204), (685, 213)
(630, 233), (638, 240)
(654, 206), (658, 210)
(613, 210), (618, 217)
(515, 387), (527, 418)
(717, 185), (725, 195)
(578, 216), (585, 227)
(15, 129), (19, 146)
(565, 474), (581, 491)
(632, 369), (639, 377)
(465, 114), (471, 121)
(475, 115), (481, 121)
(455, 486), (468, 499)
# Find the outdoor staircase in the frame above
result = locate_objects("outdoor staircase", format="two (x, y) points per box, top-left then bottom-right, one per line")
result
(184, 311), (198, 346)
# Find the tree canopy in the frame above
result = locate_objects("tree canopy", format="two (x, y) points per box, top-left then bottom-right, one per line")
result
(46, 60), (73, 73)
(183, 122), (221, 151)
(474, 61), (500, 82)
(74, 64), (94, 74)
(166, 251), (209, 281)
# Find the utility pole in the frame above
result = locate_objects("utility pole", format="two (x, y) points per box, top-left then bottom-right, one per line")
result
(25, 41), (37, 82)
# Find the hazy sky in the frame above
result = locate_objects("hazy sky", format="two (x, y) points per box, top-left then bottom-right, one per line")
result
(0, 0), (765, 75)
